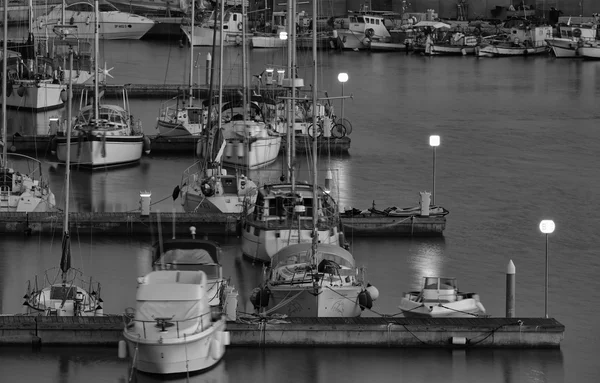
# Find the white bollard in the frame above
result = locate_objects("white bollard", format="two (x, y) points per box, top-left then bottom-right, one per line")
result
(140, 191), (151, 216)
(118, 340), (127, 358)
(419, 191), (431, 216)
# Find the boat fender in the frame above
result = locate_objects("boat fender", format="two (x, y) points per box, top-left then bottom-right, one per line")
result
(573, 28), (582, 38)
(50, 136), (58, 155)
(358, 290), (373, 310)
(365, 28), (375, 39)
(209, 338), (222, 360)
(17, 85), (26, 97)
(238, 22), (243, 31)
(201, 178), (216, 197)
(196, 139), (204, 157)
(143, 135), (151, 155)
(250, 287), (270, 308)
(476, 301), (486, 314)
(172, 185), (180, 201)
(366, 283), (379, 301)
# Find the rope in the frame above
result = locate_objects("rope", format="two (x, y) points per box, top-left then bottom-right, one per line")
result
(128, 337), (139, 382)
(261, 289), (305, 316)
(438, 304), (486, 317)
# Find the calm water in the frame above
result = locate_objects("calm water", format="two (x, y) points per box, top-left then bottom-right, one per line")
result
(1, 30), (600, 382)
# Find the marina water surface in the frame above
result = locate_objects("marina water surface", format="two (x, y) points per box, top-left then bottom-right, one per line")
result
(0, 34), (599, 382)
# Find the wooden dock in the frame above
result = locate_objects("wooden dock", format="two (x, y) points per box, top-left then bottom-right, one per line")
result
(71, 84), (288, 99)
(7, 135), (352, 155)
(0, 316), (565, 348)
(0, 212), (445, 237)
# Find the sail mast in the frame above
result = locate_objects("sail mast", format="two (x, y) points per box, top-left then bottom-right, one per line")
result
(60, 50), (74, 281)
(218, 0), (224, 137)
(242, 1), (247, 123)
(94, 0), (99, 121)
(189, 2), (195, 106)
(311, 0), (317, 252)
(1, 2), (7, 167)
(285, 0), (293, 182)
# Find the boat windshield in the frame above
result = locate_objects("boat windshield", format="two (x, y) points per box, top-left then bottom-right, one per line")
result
(135, 300), (204, 324)
(423, 277), (456, 290)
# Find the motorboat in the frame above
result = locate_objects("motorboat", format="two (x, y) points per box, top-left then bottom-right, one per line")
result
(335, 11), (394, 51)
(180, 9), (245, 47)
(0, 154), (56, 212)
(546, 23), (598, 58)
(123, 269), (230, 374)
(251, 243), (379, 317)
(151, 234), (229, 308)
(399, 277), (486, 318)
(31, 0), (155, 40)
(53, 0), (151, 168)
(427, 32), (479, 55)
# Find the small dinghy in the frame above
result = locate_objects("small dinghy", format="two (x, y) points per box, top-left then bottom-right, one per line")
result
(399, 277), (486, 318)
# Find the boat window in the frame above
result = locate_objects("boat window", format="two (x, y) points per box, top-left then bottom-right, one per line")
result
(376, 19), (380, 25)
(349, 17), (357, 23)
(439, 278), (456, 290)
(189, 109), (201, 124)
(222, 177), (236, 194)
(68, 4), (93, 12)
(98, 3), (119, 12)
(50, 286), (77, 300)
(357, 17), (364, 23)
(424, 277), (439, 289)
(0, 170), (13, 191)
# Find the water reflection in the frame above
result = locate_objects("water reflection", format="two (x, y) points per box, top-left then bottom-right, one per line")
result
(131, 361), (228, 383)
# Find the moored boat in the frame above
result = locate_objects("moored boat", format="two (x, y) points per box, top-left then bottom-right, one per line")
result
(399, 276), (486, 318)
(546, 23), (598, 58)
(476, 25), (552, 57)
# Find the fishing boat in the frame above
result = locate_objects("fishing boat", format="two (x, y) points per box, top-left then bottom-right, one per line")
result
(335, 10), (393, 51)
(151, 232), (229, 308)
(21, 51), (104, 316)
(122, 269), (230, 374)
(0, 9), (56, 213)
(31, 0), (155, 40)
(475, 25), (552, 57)
(546, 23), (598, 58)
(155, 4), (205, 137)
(427, 32), (479, 55)
(180, 8), (245, 46)
(399, 277), (486, 318)
(53, 0), (150, 168)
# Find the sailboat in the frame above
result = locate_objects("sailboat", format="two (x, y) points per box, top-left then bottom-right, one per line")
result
(0, 6), (56, 213)
(240, 0), (341, 264)
(155, 4), (205, 137)
(22, 50), (105, 316)
(1, 1), (67, 111)
(248, 0), (378, 318)
(53, 0), (150, 168)
(174, 2), (258, 215)
(218, 1), (281, 170)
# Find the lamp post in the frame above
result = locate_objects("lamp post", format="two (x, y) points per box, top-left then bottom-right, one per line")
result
(337, 72), (348, 125)
(429, 135), (440, 205)
(539, 220), (555, 318)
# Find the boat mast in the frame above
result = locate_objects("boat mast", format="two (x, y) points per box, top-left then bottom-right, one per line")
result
(242, 1), (247, 123)
(285, 0), (292, 182)
(310, 0), (317, 255)
(218, 0), (224, 142)
(94, 0), (99, 121)
(290, 0), (297, 191)
(1, 0), (7, 168)
(189, 2), (195, 107)
(61, 50), (74, 283)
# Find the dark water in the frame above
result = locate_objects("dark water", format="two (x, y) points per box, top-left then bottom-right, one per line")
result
(1, 30), (600, 382)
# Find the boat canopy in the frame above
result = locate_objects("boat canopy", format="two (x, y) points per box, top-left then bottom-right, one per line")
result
(271, 243), (355, 269)
(413, 21), (451, 29)
(137, 270), (207, 300)
(152, 239), (220, 264)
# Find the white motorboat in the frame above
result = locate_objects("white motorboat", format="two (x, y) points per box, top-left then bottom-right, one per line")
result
(335, 11), (394, 51)
(180, 9), (245, 47)
(476, 25), (552, 57)
(251, 243), (378, 317)
(546, 23), (598, 58)
(22, 62), (104, 317)
(54, 0), (150, 168)
(123, 269), (230, 374)
(399, 277), (486, 318)
(151, 235), (229, 308)
(31, 0), (155, 40)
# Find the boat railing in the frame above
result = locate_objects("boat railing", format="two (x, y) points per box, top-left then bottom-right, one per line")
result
(123, 309), (218, 340)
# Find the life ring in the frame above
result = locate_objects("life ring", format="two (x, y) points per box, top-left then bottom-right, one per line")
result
(365, 28), (375, 38)
(573, 28), (582, 38)
(237, 22), (243, 31)
(201, 179), (215, 197)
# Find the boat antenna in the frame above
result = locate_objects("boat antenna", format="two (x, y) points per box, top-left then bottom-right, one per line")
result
(60, 48), (74, 284)
(1, 1), (7, 168)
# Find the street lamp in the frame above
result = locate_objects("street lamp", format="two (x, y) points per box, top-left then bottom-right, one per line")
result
(337, 72), (348, 126)
(279, 31), (288, 40)
(429, 135), (440, 206)
(539, 219), (555, 318)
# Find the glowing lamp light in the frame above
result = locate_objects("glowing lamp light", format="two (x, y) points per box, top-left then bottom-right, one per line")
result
(429, 135), (440, 147)
(279, 31), (288, 40)
(539, 220), (555, 234)
(337, 72), (348, 83)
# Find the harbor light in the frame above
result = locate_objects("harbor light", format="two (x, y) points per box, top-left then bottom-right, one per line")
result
(429, 135), (440, 205)
(277, 69), (285, 86)
(337, 73), (348, 128)
(539, 219), (555, 318)
(279, 31), (288, 40)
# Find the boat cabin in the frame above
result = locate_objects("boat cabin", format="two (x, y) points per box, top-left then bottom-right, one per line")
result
(509, 25), (552, 47)
(421, 277), (458, 302)
(557, 24), (598, 41)
(347, 13), (390, 38)
(205, 11), (243, 32)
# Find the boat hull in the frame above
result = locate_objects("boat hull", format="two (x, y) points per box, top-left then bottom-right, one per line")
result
(429, 45), (476, 55)
(399, 297), (485, 318)
(475, 45), (548, 57)
(576, 46), (600, 59)
(251, 35), (286, 48)
(336, 30), (371, 50)
(4, 81), (65, 111)
(125, 317), (228, 374)
(369, 41), (409, 51)
(156, 118), (202, 137)
(266, 285), (363, 317)
(221, 136), (281, 170)
(241, 224), (341, 263)
(545, 38), (580, 58)
(180, 25), (243, 46)
(55, 135), (144, 168)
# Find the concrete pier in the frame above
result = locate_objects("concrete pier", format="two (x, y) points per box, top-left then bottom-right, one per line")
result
(0, 211), (445, 237)
(0, 316), (565, 348)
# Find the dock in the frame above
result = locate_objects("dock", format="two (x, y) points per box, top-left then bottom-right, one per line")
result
(0, 212), (445, 237)
(0, 316), (565, 348)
